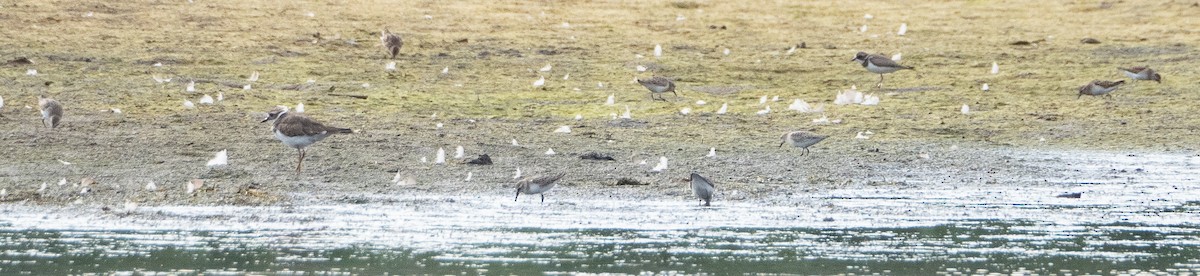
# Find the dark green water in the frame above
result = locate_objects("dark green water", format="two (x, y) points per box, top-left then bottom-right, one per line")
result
(2, 181), (1198, 274)
(1, 223), (1198, 275)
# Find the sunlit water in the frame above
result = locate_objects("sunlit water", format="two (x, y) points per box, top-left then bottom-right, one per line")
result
(2, 152), (1199, 274)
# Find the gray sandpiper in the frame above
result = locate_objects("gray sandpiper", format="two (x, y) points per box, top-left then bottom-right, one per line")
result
(780, 131), (828, 155)
(689, 172), (715, 206)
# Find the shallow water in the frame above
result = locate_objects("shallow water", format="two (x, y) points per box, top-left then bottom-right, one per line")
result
(2, 152), (1200, 275)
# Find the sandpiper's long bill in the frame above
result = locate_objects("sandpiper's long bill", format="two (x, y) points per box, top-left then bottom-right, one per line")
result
(262, 106), (353, 173)
(852, 52), (914, 88)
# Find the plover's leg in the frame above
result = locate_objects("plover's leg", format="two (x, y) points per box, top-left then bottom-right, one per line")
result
(540, 194), (545, 203)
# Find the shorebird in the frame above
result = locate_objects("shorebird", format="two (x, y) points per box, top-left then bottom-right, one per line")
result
(689, 172), (715, 206)
(38, 96), (63, 128)
(261, 106), (353, 173)
(780, 130), (828, 155)
(636, 76), (678, 101)
(515, 172), (565, 203)
(1117, 66), (1161, 83)
(1077, 80), (1125, 99)
(852, 52), (914, 88)
(380, 29), (403, 59)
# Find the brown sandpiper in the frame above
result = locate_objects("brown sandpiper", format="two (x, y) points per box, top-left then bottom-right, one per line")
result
(380, 29), (403, 59)
(38, 95), (63, 129)
(1077, 80), (1125, 99)
(1117, 66), (1161, 83)
(636, 76), (678, 101)
(515, 172), (565, 203)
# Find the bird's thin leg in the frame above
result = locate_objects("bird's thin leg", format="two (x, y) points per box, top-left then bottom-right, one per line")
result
(672, 90), (679, 98)
(514, 191), (520, 201)
(540, 194), (545, 203)
(804, 148), (811, 156)
(877, 74), (885, 88)
(296, 148), (304, 173)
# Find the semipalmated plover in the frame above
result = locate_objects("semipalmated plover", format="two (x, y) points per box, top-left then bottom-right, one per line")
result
(689, 172), (715, 206)
(780, 131), (828, 155)
(380, 29), (403, 59)
(852, 52), (914, 88)
(1077, 80), (1125, 99)
(1117, 66), (1161, 83)
(37, 96), (63, 128)
(515, 172), (565, 203)
(261, 106), (353, 173)
(636, 76), (678, 101)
